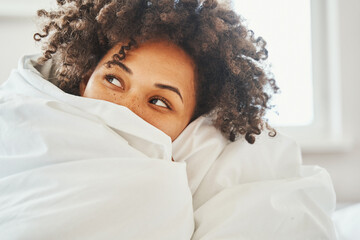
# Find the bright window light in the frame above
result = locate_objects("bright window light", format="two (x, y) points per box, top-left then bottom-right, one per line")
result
(233, 0), (313, 126)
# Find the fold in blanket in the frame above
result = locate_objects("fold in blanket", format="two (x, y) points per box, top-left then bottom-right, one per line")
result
(174, 118), (338, 240)
(0, 55), (338, 239)
(0, 55), (193, 239)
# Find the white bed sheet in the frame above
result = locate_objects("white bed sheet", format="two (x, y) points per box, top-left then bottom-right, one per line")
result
(333, 203), (360, 240)
(0, 54), (339, 239)
(0, 55), (194, 239)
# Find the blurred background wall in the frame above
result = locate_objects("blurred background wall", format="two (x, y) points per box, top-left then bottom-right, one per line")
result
(0, 0), (359, 204)
(302, 0), (360, 203)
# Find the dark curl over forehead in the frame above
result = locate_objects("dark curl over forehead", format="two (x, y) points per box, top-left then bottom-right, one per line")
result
(34, 0), (278, 144)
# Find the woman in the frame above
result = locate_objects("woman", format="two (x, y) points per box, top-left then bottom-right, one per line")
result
(33, 0), (278, 143)
(0, 0), (337, 239)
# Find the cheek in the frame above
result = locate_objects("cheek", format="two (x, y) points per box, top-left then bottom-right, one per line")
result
(141, 115), (172, 141)
(83, 78), (113, 101)
(83, 78), (99, 96)
(159, 99), (195, 141)
(151, 115), (190, 141)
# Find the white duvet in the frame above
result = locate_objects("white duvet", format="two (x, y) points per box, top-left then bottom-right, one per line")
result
(0, 55), (338, 239)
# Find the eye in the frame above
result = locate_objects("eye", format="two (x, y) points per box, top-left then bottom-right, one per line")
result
(105, 75), (123, 88)
(149, 97), (171, 110)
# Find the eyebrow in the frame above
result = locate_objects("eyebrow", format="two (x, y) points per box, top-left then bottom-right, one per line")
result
(104, 60), (133, 74)
(155, 83), (183, 102)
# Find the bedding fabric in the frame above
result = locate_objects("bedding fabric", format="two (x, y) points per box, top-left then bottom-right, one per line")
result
(333, 203), (360, 240)
(0, 55), (338, 239)
(0, 56), (193, 239)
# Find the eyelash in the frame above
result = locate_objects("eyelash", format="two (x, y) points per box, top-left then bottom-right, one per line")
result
(149, 96), (172, 110)
(105, 74), (123, 89)
(105, 74), (172, 110)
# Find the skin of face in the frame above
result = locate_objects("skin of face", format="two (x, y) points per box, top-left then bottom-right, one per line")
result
(80, 40), (197, 141)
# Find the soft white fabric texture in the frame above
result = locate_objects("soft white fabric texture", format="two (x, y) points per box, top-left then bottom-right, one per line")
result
(174, 118), (338, 240)
(0, 55), (193, 239)
(333, 203), (360, 240)
(0, 55), (337, 239)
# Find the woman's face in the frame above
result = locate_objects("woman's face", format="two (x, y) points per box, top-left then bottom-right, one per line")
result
(80, 40), (196, 141)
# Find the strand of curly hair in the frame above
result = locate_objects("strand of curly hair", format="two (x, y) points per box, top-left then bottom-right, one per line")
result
(34, 0), (279, 144)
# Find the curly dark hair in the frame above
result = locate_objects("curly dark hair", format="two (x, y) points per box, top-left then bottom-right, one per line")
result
(34, 0), (278, 143)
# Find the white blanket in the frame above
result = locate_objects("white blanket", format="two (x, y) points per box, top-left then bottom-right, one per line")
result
(0, 55), (338, 239)
(333, 203), (360, 240)
(174, 118), (338, 240)
(0, 56), (193, 239)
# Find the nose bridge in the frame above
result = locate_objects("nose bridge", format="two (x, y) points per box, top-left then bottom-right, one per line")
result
(122, 92), (142, 115)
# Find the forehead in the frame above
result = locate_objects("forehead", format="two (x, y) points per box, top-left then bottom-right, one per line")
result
(105, 40), (194, 68)
(102, 40), (196, 94)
